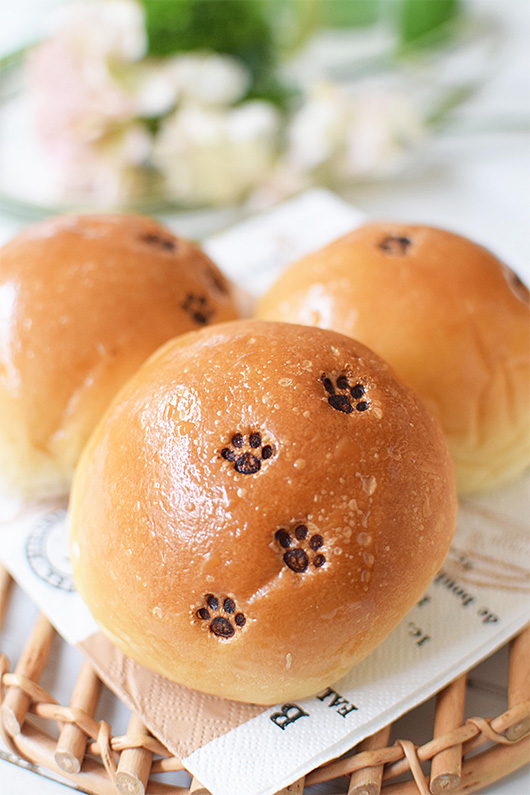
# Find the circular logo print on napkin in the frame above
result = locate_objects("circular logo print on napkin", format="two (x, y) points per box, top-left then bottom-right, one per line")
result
(25, 509), (75, 591)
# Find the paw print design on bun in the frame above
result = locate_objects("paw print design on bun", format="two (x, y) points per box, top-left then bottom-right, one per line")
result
(322, 374), (369, 414)
(275, 525), (326, 572)
(221, 431), (275, 474)
(70, 320), (456, 705)
(196, 594), (246, 638)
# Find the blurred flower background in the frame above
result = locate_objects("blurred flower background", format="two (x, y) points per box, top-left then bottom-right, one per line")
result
(0, 0), (522, 213)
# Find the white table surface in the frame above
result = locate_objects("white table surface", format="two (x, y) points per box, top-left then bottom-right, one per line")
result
(0, 1), (529, 794)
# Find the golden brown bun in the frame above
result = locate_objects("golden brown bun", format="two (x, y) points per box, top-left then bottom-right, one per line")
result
(257, 224), (530, 494)
(70, 319), (456, 705)
(0, 213), (239, 500)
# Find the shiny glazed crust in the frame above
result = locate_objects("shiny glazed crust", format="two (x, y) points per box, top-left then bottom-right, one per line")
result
(257, 224), (530, 494)
(0, 213), (239, 499)
(70, 320), (457, 704)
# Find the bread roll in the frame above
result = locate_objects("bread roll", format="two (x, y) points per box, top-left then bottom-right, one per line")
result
(0, 213), (239, 500)
(70, 319), (456, 705)
(257, 224), (530, 494)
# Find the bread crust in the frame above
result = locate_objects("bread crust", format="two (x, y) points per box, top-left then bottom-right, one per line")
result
(257, 224), (530, 493)
(0, 213), (239, 498)
(70, 319), (457, 704)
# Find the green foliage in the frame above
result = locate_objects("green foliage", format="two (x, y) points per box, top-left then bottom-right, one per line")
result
(320, 0), (381, 28)
(138, 0), (285, 102)
(140, 0), (269, 57)
(396, 0), (461, 47)
(137, 0), (462, 108)
(273, 0), (461, 46)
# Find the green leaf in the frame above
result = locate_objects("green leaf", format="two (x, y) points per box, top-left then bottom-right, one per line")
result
(425, 83), (478, 128)
(139, 1), (271, 65)
(396, 0), (461, 47)
(138, 0), (288, 104)
(262, 0), (381, 51)
(320, 0), (381, 28)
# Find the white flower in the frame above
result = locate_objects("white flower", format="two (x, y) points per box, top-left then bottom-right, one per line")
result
(152, 101), (281, 206)
(49, 0), (146, 62)
(344, 90), (427, 178)
(24, 0), (160, 202)
(119, 60), (180, 118)
(27, 0), (148, 148)
(24, 1), (257, 204)
(286, 82), (351, 174)
(285, 80), (426, 185)
(166, 53), (251, 107)
(122, 52), (251, 119)
(50, 123), (152, 202)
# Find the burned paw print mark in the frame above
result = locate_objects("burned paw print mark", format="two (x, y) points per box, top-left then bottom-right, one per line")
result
(322, 375), (369, 414)
(275, 525), (326, 573)
(221, 432), (275, 475)
(139, 232), (177, 252)
(196, 594), (246, 638)
(502, 265), (530, 303)
(204, 264), (229, 296)
(182, 293), (215, 326)
(379, 235), (412, 256)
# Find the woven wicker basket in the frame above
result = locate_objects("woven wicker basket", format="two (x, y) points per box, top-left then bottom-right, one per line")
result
(0, 564), (528, 795)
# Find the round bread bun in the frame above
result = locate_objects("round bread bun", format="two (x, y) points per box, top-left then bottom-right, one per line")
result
(0, 213), (240, 500)
(257, 224), (530, 494)
(69, 319), (456, 705)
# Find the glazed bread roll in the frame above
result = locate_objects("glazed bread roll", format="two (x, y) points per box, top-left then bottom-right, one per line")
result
(0, 213), (239, 500)
(70, 319), (456, 704)
(257, 224), (530, 494)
